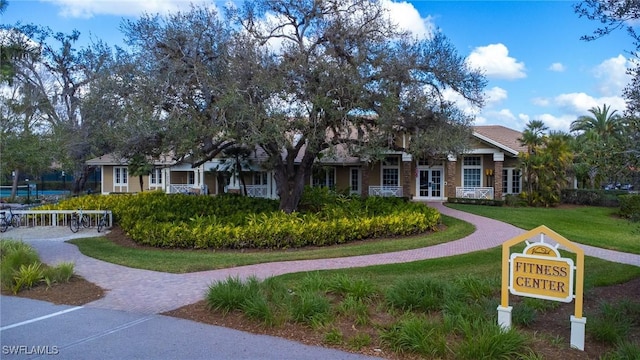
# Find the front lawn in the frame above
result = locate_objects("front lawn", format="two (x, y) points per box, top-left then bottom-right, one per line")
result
(447, 204), (640, 254)
(70, 215), (473, 273)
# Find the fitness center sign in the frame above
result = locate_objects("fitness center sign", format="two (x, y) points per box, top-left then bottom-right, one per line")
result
(510, 242), (574, 302)
(497, 225), (586, 351)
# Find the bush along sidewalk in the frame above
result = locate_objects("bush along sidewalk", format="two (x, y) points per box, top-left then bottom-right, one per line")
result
(43, 190), (441, 250)
(0, 240), (75, 294)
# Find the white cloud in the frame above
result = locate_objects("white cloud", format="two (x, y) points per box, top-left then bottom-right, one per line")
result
(45, 0), (212, 18)
(466, 43), (526, 80)
(531, 97), (550, 107)
(534, 113), (575, 132)
(548, 62), (565, 72)
(484, 86), (507, 106)
(476, 107), (531, 131)
(382, 0), (435, 39)
(553, 92), (626, 114)
(592, 54), (632, 96)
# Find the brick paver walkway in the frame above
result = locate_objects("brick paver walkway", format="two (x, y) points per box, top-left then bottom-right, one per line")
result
(3, 202), (639, 314)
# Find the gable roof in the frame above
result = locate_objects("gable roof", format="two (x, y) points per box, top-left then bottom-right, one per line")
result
(472, 125), (526, 156)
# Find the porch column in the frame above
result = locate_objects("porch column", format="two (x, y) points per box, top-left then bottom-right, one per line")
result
(493, 153), (504, 200)
(361, 165), (370, 197)
(446, 155), (457, 199)
(402, 153), (412, 198)
(227, 172), (241, 194)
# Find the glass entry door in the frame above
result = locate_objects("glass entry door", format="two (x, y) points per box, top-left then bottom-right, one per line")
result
(418, 168), (442, 199)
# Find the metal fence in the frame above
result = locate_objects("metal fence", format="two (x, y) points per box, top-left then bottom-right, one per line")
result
(1, 209), (112, 228)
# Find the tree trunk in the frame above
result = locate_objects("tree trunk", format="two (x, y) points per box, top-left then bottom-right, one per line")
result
(276, 172), (306, 213)
(72, 166), (92, 195)
(139, 175), (144, 192)
(274, 153), (315, 214)
(10, 169), (19, 200)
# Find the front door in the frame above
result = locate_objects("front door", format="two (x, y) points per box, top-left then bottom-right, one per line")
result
(417, 168), (443, 199)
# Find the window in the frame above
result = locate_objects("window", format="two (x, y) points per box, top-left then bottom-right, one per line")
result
(382, 156), (400, 187)
(188, 172), (195, 185)
(350, 168), (360, 193)
(253, 172), (268, 185)
(312, 167), (335, 188)
(462, 156), (482, 187)
(502, 168), (522, 194)
(150, 168), (162, 186)
(114, 167), (128, 186)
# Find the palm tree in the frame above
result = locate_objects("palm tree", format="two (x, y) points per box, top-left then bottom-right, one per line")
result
(128, 154), (153, 193)
(570, 104), (627, 188)
(519, 120), (549, 203)
(519, 120), (548, 155)
(570, 104), (625, 140)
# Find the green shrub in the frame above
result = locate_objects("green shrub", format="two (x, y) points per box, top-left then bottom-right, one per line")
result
(289, 290), (332, 326)
(42, 262), (75, 287)
(561, 189), (624, 207)
(206, 276), (261, 315)
(600, 341), (640, 360)
(323, 328), (343, 345)
(45, 192), (441, 250)
(455, 319), (530, 359)
(242, 293), (276, 326)
(619, 195), (640, 221)
(379, 316), (449, 357)
(346, 333), (371, 350)
(327, 274), (378, 301)
(0, 240), (41, 290)
(451, 275), (498, 302)
(447, 197), (504, 206)
(588, 301), (636, 344)
(443, 299), (496, 330)
(512, 303), (538, 327)
(12, 263), (44, 294)
(385, 276), (449, 312)
(337, 296), (370, 326)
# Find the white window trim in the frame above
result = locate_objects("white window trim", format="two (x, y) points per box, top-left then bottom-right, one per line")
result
(150, 168), (163, 187)
(462, 156), (482, 187)
(114, 167), (128, 186)
(311, 167), (336, 188)
(381, 156), (400, 187)
(502, 168), (522, 195)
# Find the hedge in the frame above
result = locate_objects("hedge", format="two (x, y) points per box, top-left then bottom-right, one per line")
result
(446, 197), (504, 206)
(560, 189), (625, 207)
(42, 191), (441, 249)
(618, 194), (640, 221)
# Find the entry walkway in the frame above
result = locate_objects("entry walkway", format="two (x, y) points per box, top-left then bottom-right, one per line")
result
(2, 203), (639, 315)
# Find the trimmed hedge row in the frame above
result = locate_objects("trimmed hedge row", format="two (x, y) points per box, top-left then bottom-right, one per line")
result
(560, 189), (626, 207)
(42, 191), (441, 249)
(446, 197), (504, 206)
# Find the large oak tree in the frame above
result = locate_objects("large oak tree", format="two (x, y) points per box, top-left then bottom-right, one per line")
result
(112, 0), (486, 212)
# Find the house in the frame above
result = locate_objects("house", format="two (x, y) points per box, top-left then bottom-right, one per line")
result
(86, 125), (526, 201)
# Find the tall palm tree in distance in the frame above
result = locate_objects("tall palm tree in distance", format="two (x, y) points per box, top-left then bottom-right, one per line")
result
(570, 104), (625, 140)
(570, 104), (627, 188)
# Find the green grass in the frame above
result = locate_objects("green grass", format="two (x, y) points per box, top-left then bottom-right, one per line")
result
(276, 247), (640, 290)
(69, 214), (473, 273)
(447, 204), (640, 254)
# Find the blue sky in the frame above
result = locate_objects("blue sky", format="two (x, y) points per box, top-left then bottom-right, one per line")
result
(2, 0), (636, 132)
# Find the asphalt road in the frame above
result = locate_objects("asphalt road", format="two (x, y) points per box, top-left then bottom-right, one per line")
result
(1, 297), (382, 360)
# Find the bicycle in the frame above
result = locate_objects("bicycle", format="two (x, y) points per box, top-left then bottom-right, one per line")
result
(0, 211), (8, 233)
(69, 209), (90, 233)
(97, 210), (108, 232)
(5, 207), (21, 228)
